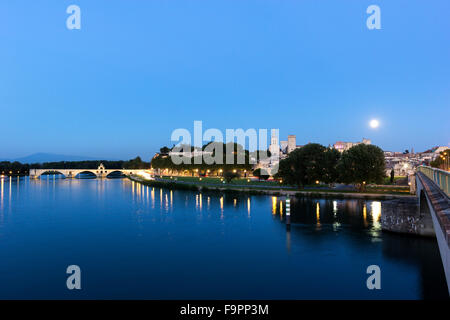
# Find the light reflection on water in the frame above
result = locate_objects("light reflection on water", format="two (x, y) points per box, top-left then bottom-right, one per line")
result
(0, 177), (447, 299)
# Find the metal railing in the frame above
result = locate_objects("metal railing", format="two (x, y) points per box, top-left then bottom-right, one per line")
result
(418, 166), (449, 197)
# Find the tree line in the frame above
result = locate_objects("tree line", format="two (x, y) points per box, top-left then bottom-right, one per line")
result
(151, 141), (387, 189)
(151, 142), (270, 177)
(0, 157), (149, 176)
(275, 143), (386, 190)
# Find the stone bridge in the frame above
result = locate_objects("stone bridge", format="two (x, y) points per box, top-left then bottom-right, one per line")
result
(29, 163), (145, 179)
(416, 166), (450, 294)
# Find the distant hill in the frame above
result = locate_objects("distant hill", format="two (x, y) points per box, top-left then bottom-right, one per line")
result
(1, 153), (111, 164)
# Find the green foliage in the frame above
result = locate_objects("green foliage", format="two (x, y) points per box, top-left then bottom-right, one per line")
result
(0, 157), (150, 175)
(390, 169), (395, 183)
(253, 168), (269, 180)
(277, 143), (340, 186)
(151, 142), (256, 174)
(0, 161), (29, 175)
(123, 156), (148, 169)
(223, 170), (240, 183)
(159, 146), (170, 154)
(276, 143), (386, 190)
(337, 144), (386, 188)
(322, 147), (341, 184)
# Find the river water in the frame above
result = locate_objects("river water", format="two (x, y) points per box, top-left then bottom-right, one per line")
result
(0, 176), (447, 299)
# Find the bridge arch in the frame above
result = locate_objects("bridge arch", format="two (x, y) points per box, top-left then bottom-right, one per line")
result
(105, 170), (126, 178)
(419, 189), (431, 217)
(74, 171), (97, 178)
(38, 170), (67, 178)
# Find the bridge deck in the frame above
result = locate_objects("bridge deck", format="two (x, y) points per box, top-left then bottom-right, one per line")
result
(417, 172), (450, 247)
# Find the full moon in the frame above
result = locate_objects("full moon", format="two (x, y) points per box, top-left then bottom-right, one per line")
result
(369, 119), (379, 129)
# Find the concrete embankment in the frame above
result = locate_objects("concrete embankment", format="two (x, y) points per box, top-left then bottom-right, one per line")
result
(381, 198), (435, 237)
(128, 175), (413, 200)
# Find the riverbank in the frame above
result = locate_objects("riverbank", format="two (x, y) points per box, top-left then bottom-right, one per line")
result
(128, 175), (414, 200)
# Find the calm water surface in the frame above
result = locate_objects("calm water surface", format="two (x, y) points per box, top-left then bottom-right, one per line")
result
(0, 176), (447, 299)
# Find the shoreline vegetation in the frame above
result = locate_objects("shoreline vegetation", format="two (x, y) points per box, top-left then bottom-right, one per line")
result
(128, 175), (413, 200)
(147, 142), (412, 199)
(0, 157), (149, 176)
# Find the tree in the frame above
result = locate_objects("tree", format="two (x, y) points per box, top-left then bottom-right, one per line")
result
(123, 156), (148, 169)
(390, 169), (395, 184)
(276, 143), (331, 187)
(223, 170), (239, 183)
(322, 148), (341, 184)
(151, 141), (253, 174)
(160, 146), (170, 155)
(253, 168), (269, 181)
(337, 144), (386, 190)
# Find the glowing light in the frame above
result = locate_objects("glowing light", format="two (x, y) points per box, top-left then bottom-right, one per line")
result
(369, 119), (379, 129)
(316, 202), (321, 227)
(371, 201), (381, 222)
(363, 204), (368, 227)
(272, 196), (277, 215)
(151, 188), (155, 208)
(136, 170), (153, 180)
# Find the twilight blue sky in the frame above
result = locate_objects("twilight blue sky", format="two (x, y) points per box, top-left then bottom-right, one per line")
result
(1, 0), (449, 160)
